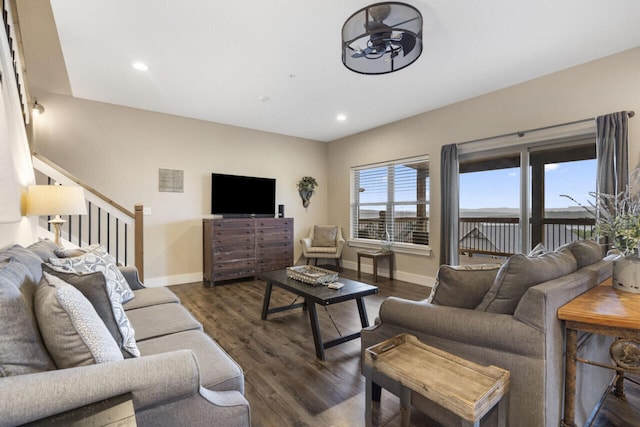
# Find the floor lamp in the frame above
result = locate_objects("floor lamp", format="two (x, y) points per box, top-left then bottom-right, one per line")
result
(27, 185), (87, 247)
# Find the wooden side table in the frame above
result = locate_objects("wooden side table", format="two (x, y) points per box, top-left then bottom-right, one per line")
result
(557, 278), (640, 427)
(357, 250), (394, 282)
(364, 334), (510, 427)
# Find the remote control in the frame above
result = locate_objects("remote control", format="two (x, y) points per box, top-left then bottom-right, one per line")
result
(328, 282), (344, 289)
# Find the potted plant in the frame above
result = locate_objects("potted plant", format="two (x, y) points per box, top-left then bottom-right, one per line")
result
(562, 168), (640, 293)
(297, 176), (318, 208)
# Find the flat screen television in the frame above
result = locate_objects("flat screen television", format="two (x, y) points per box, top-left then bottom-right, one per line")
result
(211, 173), (276, 218)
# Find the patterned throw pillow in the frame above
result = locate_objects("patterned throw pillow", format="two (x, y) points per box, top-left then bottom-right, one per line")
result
(53, 243), (100, 259)
(48, 245), (134, 303)
(42, 264), (140, 358)
(35, 272), (124, 368)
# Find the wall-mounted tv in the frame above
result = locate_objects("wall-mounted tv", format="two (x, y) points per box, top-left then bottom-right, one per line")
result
(211, 173), (276, 218)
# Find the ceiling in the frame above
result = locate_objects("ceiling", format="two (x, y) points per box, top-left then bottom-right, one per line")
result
(19, 1), (640, 142)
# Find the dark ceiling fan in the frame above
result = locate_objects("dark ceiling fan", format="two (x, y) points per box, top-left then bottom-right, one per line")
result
(342, 2), (423, 75)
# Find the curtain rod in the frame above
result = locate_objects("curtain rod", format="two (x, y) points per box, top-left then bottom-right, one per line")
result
(457, 110), (635, 147)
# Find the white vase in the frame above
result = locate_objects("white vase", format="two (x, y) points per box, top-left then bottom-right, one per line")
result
(612, 254), (640, 293)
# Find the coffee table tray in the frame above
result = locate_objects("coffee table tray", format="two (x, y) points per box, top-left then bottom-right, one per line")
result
(286, 265), (338, 286)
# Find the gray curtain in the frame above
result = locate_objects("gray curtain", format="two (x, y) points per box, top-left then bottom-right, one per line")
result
(440, 144), (459, 266)
(596, 111), (630, 250)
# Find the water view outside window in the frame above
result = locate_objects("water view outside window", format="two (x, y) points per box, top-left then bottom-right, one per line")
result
(459, 158), (596, 263)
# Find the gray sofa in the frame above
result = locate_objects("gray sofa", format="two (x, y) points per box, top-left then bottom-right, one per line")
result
(362, 240), (615, 427)
(0, 240), (250, 426)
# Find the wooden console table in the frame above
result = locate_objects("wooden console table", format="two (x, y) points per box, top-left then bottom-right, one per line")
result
(364, 334), (510, 427)
(558, 278), (640, 427)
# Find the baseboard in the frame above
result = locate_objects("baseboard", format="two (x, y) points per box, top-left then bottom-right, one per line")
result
(143, 272), (203, 287)
(341, 259), (434, 287)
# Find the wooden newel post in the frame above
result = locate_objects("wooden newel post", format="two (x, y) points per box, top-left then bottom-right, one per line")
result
(134, 204), (144, 282)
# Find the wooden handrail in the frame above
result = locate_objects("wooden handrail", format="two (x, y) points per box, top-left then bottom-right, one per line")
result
(32, 152), (144, 277)
(33, 152), (134, 217)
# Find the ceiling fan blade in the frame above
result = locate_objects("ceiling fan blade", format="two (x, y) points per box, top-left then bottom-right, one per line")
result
(399, 33), (417, 56)
(351, 46), (379, 58)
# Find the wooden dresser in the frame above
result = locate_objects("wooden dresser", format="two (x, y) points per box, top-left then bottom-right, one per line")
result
(203, 217), (293, 285)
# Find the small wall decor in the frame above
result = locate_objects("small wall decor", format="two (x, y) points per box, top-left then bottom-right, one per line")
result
(297, 176), (318, 209)
(159, 168), (184, 193)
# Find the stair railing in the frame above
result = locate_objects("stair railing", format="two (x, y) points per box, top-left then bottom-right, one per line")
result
(31, 152), (145, 280)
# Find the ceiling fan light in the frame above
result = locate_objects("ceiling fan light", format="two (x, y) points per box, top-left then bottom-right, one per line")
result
(342, 2), (423, 75)
(369, 4), (391, 21)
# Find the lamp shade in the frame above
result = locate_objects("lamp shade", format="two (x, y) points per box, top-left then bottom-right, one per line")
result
(342, 2), (423, 75)
(27, 185), (87, 216)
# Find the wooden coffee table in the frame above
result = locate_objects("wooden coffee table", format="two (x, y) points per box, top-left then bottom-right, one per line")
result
(258, 269), (378, 360)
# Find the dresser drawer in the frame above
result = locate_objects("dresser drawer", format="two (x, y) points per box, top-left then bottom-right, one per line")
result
(212, 219), (255, 229)
(213, 259), (256, 271)
(256, 229), (292, 243)
(212, 247), (255, 263)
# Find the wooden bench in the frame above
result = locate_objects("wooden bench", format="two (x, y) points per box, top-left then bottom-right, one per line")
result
(364, 334), (510, 426)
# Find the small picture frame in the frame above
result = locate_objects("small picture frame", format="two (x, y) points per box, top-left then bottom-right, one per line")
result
(158, 168), (184, 193)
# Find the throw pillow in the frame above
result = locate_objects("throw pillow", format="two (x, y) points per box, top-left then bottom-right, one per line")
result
(312, 226), (338, 247)
(48, 245), (135, 303)
(35, 272), (124, 368)
(42, 264), (140, 358)
(26, 239), (60, 262)
(427, 264), (502, 309)
(528, 242), (548, 257)
(476, 249), (577, 314)
(54, 243), (100, 259)
(0, 261), (56, 376)
(0, 244), (47, 284)
(557, 239), (603, 269)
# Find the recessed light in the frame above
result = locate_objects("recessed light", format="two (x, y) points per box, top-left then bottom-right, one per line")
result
(336, 114), (347, 122)
(132, 61), (149, 71)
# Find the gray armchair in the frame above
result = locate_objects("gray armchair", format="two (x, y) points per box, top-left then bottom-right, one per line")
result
(300, 225), (345, 271)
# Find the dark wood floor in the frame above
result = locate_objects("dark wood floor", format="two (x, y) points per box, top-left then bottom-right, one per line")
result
(169, 268), (640, 427)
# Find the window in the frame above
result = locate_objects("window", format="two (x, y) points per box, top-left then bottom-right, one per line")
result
(351, 156), (429, 250)
(458, 140), (596, 263)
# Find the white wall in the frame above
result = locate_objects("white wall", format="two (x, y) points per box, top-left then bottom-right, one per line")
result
(31, 93), (328, 285)
(28, 48), (640, 286)
(328, 47), (640, 284)
(0, 6), (38, 249)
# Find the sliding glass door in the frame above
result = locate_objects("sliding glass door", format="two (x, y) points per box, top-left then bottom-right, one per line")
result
(458, 141), (596, 264)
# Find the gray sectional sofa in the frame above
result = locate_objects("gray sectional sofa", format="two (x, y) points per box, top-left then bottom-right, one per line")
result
(0, 239), (250, 426)
(362, 240), (615, 427)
